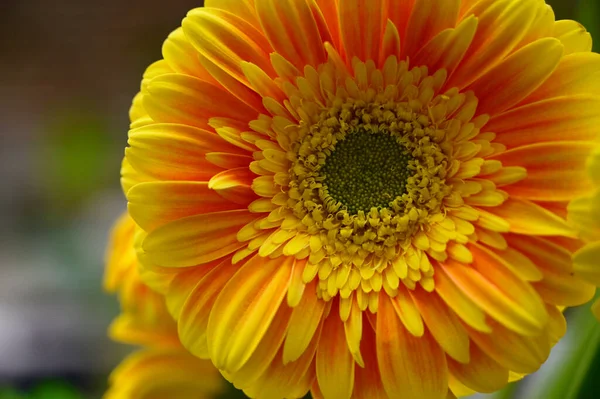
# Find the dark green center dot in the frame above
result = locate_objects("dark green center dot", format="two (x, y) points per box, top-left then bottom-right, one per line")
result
(320, 129), (413, 214)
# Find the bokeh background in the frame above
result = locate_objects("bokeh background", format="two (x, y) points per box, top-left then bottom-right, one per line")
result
(0, 1), (599, 398)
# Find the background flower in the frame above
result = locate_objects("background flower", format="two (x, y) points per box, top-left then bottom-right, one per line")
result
(103, 213), (225, 399)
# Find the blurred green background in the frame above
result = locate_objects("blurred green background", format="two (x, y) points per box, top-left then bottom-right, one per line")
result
(0, 0), (598, 398)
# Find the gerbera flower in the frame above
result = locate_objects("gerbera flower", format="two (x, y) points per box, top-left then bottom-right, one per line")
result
(122, 0), (600, 397)
(103, 214), (224, 399)
(569, 146), (600, 320)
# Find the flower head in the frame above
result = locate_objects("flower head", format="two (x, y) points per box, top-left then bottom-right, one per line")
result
(122, 0), (599, 397)
(104, 214), (224, 399)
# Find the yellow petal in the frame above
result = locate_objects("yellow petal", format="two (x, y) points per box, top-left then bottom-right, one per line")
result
(441, 256), (547, 336)
(242, 322), (319, 398)
(105, 349), (223, 399)
(283, 283), (327, 364)
(489, 198), (577, 238)
(465, 320), (550, 374)
(128, 181), (240, 232)
(448, 343), (508, 393)
(143, 210), (257, 267)
(524, 52), (600, 102)
(161, 28), (217, 82)
(225, 302), (293, 389)
(573, 241), (600, 285)
(343, 296), (365, 367)
(177, 259), (239, 358)
(390, 287), (424, 337)
(165, 260), (222, 319)
(204, 0), (261, 29)
(553, 20), (593, 55)
(208, 255), (293, 372)
(434, 264), (491, 332)
(411, 288), (470, 364)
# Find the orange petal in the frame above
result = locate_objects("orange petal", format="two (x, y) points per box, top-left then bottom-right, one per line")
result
(488, 198), (577, 238)
(255, 0), (328, 69)
(177, 259), (238, 358)
(469, 37), (563, 116)
(353, 320), (387, 399)
(448, 343), (508, 393)
(128, 181), (240, 232)
(440, 257), (547, 336)
(377, 295), (448, 399)
(506, 235), (596, 306)
(126, 124), (233, 182)
(338, 0), (387, 63)
(143, 74), (257, 128)
(209, 167), (258, 205)
(488, 95), (600, 149)
(402, 0), (460, 60)
(412, 15), (478, 80)
(208, 255), (293, 372)
(379, 20), (401, 66)
(142, 210), (258, 267)
(198, 52), (267, 114)
(183, 8), (273, 80)
(387, 0), (417, 48)
(313, 0), (343, 51)
(411, 288), (470, 364)
(205, 152), (253, 170)
(316, 309), (355, 399)
(242, 321), (320, 398)
(523, 52), (600, 103)
(491, 141), (595, 201)
(447, 0), (540, 89)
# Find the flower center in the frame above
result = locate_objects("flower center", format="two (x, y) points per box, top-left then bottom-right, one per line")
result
(320, 129), (413, 214)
